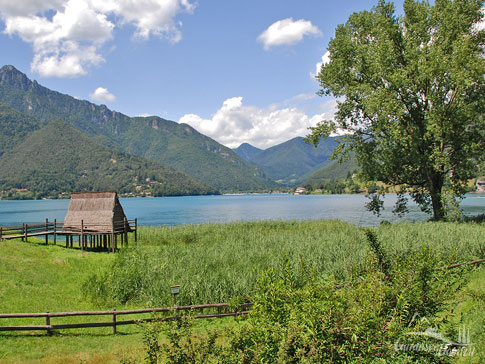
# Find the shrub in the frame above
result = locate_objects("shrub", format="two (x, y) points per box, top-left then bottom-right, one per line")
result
(135, 250), (467, 363)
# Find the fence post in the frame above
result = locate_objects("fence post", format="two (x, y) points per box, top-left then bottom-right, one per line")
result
(53, 219), (57, 245)
(112, 309), (117, 334)
(0, 226), (2, 240)
(45, 218), (49, 245)
(46, 312), (52, 335)
(80, 220), (84, 251)
(24, 224), (28, 243)
(134, 218), (138, 243)
(21, 223), (25, 242)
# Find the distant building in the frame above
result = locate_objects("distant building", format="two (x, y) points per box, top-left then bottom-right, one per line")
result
(476, 179), (485, 193)
(294, 187), (308, 195)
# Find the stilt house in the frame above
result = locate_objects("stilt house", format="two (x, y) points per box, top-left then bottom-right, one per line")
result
(61, 191), (136, 251)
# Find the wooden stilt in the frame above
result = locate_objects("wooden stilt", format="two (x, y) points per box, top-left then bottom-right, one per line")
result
(124, 216), (128, 247)
(45, 218), (49, 245)
(134, 218), (137, 243)
(111, 221), (115, 253)
(80, 220), (84, 251)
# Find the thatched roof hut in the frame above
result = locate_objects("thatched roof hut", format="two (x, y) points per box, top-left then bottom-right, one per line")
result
(63, 192), (131, 233)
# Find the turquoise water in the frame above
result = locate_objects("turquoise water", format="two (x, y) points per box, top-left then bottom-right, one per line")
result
(0, 194), (483, 227)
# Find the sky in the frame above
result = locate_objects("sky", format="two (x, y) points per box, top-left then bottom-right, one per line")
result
(0, 0), (411, 149)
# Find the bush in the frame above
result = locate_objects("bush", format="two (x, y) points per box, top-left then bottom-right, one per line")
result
(133, 247), (468, 364)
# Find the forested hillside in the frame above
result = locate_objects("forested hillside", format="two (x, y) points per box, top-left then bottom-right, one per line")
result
(0, 65), (276, 192)
(0, 118), (216, 199)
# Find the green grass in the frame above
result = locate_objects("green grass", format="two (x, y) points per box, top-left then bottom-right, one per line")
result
(0, 238), (238, 363)
(0, 220), (483, 363)
(0, 239), (137, 363)
(87, 220), (485, 307)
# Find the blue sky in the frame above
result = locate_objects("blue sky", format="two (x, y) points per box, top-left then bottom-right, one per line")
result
(0, 0), (406, 148)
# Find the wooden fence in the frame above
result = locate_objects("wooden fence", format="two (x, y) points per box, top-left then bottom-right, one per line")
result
(0, 218), (138, 252)
(0, 219), (62, 244)
(0, 303), (252, 335)
(0, 256), (481, 336)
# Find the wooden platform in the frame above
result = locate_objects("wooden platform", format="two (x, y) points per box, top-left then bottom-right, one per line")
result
(0, 218), (137, 252)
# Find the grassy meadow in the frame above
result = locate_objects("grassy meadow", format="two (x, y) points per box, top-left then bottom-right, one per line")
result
(0, 219), (483, 363)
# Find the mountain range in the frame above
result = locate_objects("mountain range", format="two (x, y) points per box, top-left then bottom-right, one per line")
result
(233, 137), (339, 186)
(304, 157), (359, 187)
(0, 65), (356, 198)
(0, 65), (276, 193)
(0, 106), (216, 199)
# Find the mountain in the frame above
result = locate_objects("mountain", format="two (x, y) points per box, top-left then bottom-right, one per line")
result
(0, 65), (276, 192)
(233, 143), (263, 161)
(246, 137), (339, 186)
(0, 117), (217, 199)
(0, 103), (39, 156)
(304, 157), (359, 187)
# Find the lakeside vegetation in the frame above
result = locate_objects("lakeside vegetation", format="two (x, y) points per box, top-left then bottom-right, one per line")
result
(1, 220), (483, 363)
(84, 221), (484, 307)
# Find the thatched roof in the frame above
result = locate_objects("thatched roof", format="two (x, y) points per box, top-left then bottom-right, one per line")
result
(63, 192), (131, 233)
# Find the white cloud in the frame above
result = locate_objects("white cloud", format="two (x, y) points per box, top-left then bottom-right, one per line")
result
(258, 18), (321, 50)
(89, 87), (116, 103)
(0, 0), (64, 17)
(473, 7), (484, 32)
(179, 96), (337, 149)
(90, 0), (196, 41)
(310, 51), (330, 79)
(0, 0), (196, 77)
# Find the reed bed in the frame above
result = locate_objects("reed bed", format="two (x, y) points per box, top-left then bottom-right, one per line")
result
(84, 220), (485, 307)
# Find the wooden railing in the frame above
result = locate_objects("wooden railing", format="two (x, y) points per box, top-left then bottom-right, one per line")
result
(0, 219), (63, 243)
(0, 219), (138, 252)
(0, 303), (252, 334)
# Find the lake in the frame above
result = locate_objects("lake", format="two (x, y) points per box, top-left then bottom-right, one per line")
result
(0, 193), (484, 227)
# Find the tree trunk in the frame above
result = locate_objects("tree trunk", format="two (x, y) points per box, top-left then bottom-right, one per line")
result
(430, 192), (444, 221)
(429, 173), (445, 221)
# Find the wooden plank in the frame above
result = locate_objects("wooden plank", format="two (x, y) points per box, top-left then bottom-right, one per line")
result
(0, 303), (252, 318)
(0, 311), (251, 332)
(0, 325), (51, 331)
(2, 231), (55, 240)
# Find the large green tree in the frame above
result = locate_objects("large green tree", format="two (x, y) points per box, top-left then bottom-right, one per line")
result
(307, 0), (485, 220)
